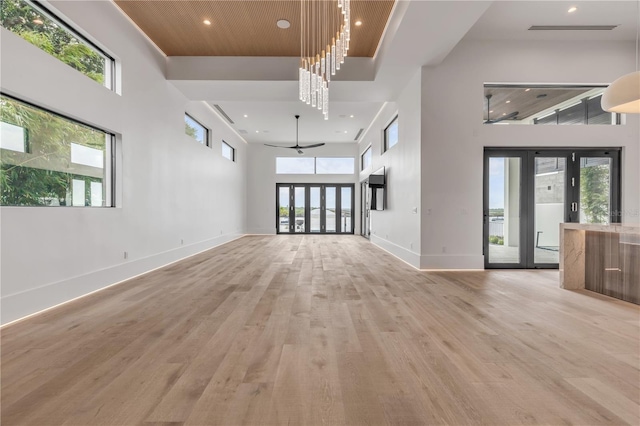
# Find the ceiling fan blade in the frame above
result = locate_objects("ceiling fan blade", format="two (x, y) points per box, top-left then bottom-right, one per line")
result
(299, 143), (325, 149)
(296, 148), (304, 155)
(264, 143), (295, 149)
(486, 111), (519, 124)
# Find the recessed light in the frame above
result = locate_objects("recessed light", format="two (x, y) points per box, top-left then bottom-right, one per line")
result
(203, 19), (211, 25)
(243, 114), (248, 118)
(344, 131), (348, 134)
(502, 113), (507, 116)
(355, 20), (362, 26)
(525, 88), (531, 92)
(277, 19), (290, 29)
(33, 18), (44, 25)
(489, 110), (494, 113)
(506, 100), (511, 104)
(568, 6), (577, 13)
(255, 130), (260, 133)
(349, 115), (354, 118)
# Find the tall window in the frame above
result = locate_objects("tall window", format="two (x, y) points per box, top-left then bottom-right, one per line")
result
(222, 140), (235, 161)
(361, 146), (372, 170)
(184, 114), (209, 146)
(384, 116), (399, 151)
(1, 95), (114, 207)
(0, 0), (115, 89)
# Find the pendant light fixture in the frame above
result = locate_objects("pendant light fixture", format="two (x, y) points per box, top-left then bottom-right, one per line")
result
(602, 1), (640, 113)
(299, 0), (351, 119)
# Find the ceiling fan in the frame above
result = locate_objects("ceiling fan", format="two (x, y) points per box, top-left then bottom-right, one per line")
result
(484, 94), (519, 124)
(264, 115), (325, 155)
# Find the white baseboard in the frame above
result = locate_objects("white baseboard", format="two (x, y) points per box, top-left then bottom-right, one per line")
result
(369, 235), (421, 269)
(1, 233), (244, 325)
(419, 254), (485, 270)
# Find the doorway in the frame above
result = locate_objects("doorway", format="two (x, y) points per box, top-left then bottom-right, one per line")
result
(483, 148), (621, 269)
(276, 183), (354, 234)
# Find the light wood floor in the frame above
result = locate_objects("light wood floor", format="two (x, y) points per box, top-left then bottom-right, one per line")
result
(2, 235), (639, 425)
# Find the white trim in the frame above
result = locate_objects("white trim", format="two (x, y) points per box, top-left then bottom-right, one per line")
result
(369, 234), (421, 269)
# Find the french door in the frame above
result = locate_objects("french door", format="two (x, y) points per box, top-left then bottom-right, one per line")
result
(276, 183), (354, 234)
(483, 148), (620, 269)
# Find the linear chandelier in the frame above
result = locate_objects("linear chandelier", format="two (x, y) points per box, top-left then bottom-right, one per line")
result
(299, 0), (351, 119)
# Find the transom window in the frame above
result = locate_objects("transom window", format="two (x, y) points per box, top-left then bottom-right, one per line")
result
(1, 0), (115, 90)
(222, 140), (235, 161)
(361, 146), (372, 170)
(1, 95), (115, 207)
(184, 114), (209, 146)
(276, 157), (355, 175)
(384, 116), (399, 151)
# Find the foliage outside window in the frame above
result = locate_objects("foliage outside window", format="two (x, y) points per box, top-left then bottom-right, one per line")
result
(0, 0), (114, 89)
(384, 116), (399, 151)
(184, 114), (209, 146)
(361, 146), (371, 170)
(222, 140), (235, 161)
(1, 95), (113, 206)
(580, 159), (611, 224)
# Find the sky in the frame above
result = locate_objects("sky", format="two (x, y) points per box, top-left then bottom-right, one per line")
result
(489, 157), (505, 209)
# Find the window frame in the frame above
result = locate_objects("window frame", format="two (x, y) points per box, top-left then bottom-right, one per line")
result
(2, 0), (117, 90)
(361, 145), (372, 171)
(222, 140), (235, 162)
(383, 115), (399, 152)
(184, 113), (210, 147)
(1, 93), (116, 207)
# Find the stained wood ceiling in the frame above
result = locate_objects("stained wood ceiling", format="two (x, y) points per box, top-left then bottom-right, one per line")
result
(114, 0), (395, 57)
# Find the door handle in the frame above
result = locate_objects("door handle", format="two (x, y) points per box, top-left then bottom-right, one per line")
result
(571, 202), (578, 212)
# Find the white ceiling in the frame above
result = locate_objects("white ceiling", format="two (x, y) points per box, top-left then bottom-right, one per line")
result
(168, 0), (637, 144)
(465, 1), (639, 42)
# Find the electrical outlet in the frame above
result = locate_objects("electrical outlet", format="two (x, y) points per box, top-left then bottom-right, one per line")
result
(410, 242), (413, 250)
(124, 251), (128, 259)
(181, 239), (184, 245)
(442, 246), (446, 253)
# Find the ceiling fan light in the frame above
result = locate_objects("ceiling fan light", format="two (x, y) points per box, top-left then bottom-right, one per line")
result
(601, 71), (640, 113)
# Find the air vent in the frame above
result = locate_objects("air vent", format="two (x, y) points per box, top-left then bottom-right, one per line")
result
(213, 104), (234, 124)
(238, 129), (248, 134)
(354, 128), (364, 141)
(529, 25), (618, 31)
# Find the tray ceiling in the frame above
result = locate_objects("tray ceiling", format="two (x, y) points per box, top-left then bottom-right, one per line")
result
(114, 0), (395, 57)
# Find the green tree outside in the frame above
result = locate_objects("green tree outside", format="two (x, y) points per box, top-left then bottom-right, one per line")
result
(580, 165), (610, 223)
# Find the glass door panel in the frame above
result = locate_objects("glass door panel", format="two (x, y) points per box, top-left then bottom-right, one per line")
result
(486, 157), (522, 265)
(310, 186), (321, 232)
(325, 186), (336, 232)
(533, 157), (566, 264)
(278, 186), (291, 233)
(294, 186), (306, 233)
(340, 187), (352, 233)
(579, 157), (612, 224)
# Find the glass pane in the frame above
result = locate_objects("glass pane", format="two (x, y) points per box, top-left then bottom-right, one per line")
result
(294, 187), (305, 233)
(488, 157), (521, 264)
(185, 115), (207, 145)
(1, 95), (110, 207)
(580, 157), (611, 224)
(310, 187), (321, 233)
(0, 0), (112, 89)
(326, 187), (336, 232)
(534, 157), (565, 264)
(278, 186), (290, 233)
(316, 157), (354, 174)
(385, 118), (398, 149)
(340, 187), (352, 232)
(222, 141), (234, 161)
(362, 147), (372, 170)
(276, 157), (315, 174)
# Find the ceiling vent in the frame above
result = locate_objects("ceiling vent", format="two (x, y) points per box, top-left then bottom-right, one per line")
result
(238, 129), (248, 134)
(213, 104), (234, 124)
(354, 128), (364, 141)
(528, 25), (618, 31)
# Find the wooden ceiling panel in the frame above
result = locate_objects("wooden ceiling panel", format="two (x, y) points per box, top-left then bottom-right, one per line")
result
(114, 0), (395, 57)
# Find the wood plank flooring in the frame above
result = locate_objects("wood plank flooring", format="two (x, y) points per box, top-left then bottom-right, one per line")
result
(2, 235), (639, 425)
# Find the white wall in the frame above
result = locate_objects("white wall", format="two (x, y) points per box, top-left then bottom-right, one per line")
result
(0, 1), (247, 324)
(358, 71), (422, 268)
(246, 143), (358, 235)
(420, 39), (640, 269)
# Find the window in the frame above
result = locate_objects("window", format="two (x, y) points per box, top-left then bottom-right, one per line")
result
(483, 85), (620, 125)
(222, 140), (235, 161)
(1, 0), (115, 90)
(184, 114), (209, 146)
(361, 146), (372, 171)
(276, 157), (356, 174)
(1, 95), (114, 206)
(315, 157), (354, 174)
(384, 116), (399, 151)
(276, 157), (315, 174)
